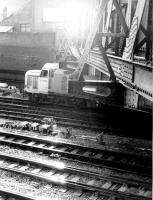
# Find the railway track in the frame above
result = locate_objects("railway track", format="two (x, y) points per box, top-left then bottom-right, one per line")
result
(0, 188), (35, 200)
(0, 96), (151, 140)
(0, 97), (151, 199)
(0, 96), (96, 120)
(0, 96), (125, 132)
(0, 96), (107, 122)
(0, 130), (151, 176)
(0, 106), (91, 128)
(0, 152), (151, 200)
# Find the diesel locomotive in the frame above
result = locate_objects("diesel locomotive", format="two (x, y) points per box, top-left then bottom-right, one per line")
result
(24, 63), (124, 108)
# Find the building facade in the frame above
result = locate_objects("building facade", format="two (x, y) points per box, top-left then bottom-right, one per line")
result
(0, 1), (33, 32)
(0, 0), (61, 85)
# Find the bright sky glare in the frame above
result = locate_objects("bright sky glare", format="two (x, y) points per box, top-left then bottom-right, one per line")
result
(43, 1), (94, 37)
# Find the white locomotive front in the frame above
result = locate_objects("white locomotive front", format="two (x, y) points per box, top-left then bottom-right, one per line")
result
(25, 63), (69, 95)
(25, 70), (41, 94)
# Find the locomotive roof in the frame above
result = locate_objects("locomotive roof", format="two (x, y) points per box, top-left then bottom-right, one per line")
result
(25, 70), (41, 75)
(42, 63), (59, 70)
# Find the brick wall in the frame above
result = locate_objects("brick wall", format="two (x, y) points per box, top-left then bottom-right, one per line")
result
(0, 32), (56, 72)
(0, 32), (55, 47)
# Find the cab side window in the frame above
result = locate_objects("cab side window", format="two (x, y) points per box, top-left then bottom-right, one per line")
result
(40, 70), (48, 77)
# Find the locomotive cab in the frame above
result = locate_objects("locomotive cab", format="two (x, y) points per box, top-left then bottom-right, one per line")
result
(25, 70), (41, 94)
(25, 63), (69, 95)
(38, 63), (59, 94)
